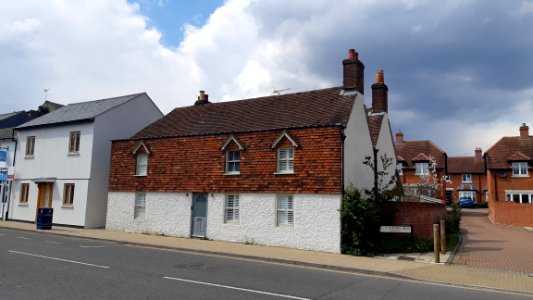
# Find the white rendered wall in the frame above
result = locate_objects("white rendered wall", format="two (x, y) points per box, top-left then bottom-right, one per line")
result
(106, 192), (192, 237)
(10, 179), (88, 226)
(375, 116), (398, 189)
(343, 92), (375, 191)
(86, 94), (163, 228)
(106, 192), (341, 253)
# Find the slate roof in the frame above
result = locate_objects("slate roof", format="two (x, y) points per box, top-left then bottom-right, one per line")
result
(447, 156), (485, 174)
(0, 111), (31, 129)
(17, 93), (146, 130)
(486, 136), (533, 169)
(395, 140), (446, 169)
(0, 128), (14, 139)
(133, 87), (355, 139)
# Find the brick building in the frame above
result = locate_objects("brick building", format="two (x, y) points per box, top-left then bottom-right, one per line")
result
(486, 123), (533, 227)
(446, 148), (487, 204)
(105, 49), (397, 253)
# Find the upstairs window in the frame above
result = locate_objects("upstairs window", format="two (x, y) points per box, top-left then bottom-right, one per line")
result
(225, 150), (240, 174)
(225, 194), (240, 223)
(415, 162), (429, 175)
(68, 131), (81, 153)
(462, 173), (472, 183)
(396, 163), (403, 175)
(63, 183), (75, 206)
(25, 136), (35, 157)
(277, 195), (294, 226)
(277, 148), (294, 173)
(136, 153), (148, 176)
(512, 162), (528, 177)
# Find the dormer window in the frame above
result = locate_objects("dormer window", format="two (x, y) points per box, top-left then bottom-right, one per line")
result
(271, 130), (298, 174)
(462, 173), (472, 183)
(512, 162), (528, 177)
(132, 141), (151, 177)
(225, 150), (240, 174)
(415, 162), (429, 175)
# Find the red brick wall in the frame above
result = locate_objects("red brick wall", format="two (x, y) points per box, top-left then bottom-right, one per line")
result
(391, 202), (446, 239)
(400, 169), (447, 199)
(109, 127), (343, 194)
(487, 170), (533, 227)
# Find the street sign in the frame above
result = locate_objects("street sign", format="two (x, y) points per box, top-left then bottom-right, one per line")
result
(379, 226), (412, 233)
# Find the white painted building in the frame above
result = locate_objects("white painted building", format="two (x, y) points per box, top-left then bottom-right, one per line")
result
(9, 93), (163, 228)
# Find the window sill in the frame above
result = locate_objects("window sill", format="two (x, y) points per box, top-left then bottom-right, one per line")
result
(511, 175), (529, 178)
(24, 155), (34, 159)
(134, 174), (147, 177)
(277, 224), (294, 228)
(274, 172), (294, 175)
(18, 203), (29, 206)
(223, 172), (240, 176)
(224, 221), (240, 225)
(62, 205), (74, 208)
(67, 152), (80, 156)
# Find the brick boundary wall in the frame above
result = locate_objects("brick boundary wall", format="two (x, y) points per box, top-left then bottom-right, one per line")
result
(489, 201), (533, 227)
(391, 202), (446, 239)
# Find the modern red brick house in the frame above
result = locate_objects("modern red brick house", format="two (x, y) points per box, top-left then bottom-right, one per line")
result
(394, 131), (448, 200)
(447, 148), (487, 204)
(486, 123), (533, 227)
(105, 49), (397, 253)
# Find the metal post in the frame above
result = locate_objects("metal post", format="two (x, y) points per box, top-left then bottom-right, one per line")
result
(0, 182), (4, 221)
(440, 219), (446, 254)
(433, 223), (440, 263)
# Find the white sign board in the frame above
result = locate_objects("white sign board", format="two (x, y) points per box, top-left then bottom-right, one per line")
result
(379, 226), (412, 233)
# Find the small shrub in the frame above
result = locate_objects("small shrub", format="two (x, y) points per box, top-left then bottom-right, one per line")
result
(445, 202), (461, 234)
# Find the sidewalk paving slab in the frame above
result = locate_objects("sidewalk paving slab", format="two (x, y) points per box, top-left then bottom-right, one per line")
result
(2, 220), (533, 296)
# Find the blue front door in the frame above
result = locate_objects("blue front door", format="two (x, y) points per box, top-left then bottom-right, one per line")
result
(191, 193), (207, 237)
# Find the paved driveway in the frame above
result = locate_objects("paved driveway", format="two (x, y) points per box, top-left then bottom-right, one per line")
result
(451, 208), (533, 274)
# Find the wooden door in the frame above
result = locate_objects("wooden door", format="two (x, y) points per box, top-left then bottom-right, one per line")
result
(35, 183), (53, 222)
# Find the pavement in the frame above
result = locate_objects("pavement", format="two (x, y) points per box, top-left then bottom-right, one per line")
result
(1, 219), (533, 296)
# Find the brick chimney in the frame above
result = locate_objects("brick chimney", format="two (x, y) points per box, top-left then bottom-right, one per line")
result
(371, 70), (388, 113)
(520, 123), (529, 139)
(475, 147), (482, 160)
(342, 49), (365, 94)
(395, 130), (404, 143)
(194, 90), (210, 105)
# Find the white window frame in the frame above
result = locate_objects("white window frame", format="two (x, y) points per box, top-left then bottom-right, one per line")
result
(25, 136), (35, 157)
(224, 194), (240, 223)
(277, 148), (294, 174)
(505, 190), (533, 204)
(136, 153), (148, 176)
(462, 173), (472, 183)
(512, 162), (528, 177)
(396, 163), (403, 175)
(459, 191), (475, 200)
(415, 162), (429, 175)
(277, 195), (294, 226)
(68, 131), (80, 154)
(134, 193), (146, 219)
(225, 150), (240, 174)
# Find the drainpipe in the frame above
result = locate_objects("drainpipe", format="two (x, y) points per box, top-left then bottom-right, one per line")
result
(373, 146), (379, 200)
(340, 127), (346, 195)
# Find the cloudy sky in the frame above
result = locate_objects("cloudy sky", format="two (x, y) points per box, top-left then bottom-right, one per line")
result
(1, 0), (532, 156)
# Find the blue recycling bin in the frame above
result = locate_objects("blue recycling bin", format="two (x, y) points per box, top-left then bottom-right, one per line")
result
(36, 208), (53, 230)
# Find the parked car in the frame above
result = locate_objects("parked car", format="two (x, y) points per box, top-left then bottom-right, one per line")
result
(459, 197), (475, 208)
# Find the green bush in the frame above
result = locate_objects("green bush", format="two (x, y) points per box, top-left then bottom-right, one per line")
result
(445, 202), (461, 234)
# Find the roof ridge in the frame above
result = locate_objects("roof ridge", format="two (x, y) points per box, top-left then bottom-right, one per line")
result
(64, 92), (146, 106)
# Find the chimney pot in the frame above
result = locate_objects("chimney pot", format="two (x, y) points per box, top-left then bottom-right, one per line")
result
(195, 90), (210, 105)
(342, 48), (365, 94)
(375, 70), (384, 83)
(475, 147), (482, 160)
(348, 49), (357, 60)
(371, 70), (388, 113)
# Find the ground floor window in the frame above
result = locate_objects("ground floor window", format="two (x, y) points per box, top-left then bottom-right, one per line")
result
(277, 195), (294, 226)
(224, 194), (240, 223)
(20, 183), (29, 204)
(63, 183), (75, 206)
(505, 190), (533, 204)
(459, 191), (475, 200)
(134, 193), (146, 219)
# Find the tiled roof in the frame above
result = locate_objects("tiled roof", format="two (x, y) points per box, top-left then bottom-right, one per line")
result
(486, 136), (533, 169)
(18, 93), (146, 130)
(456, 183), (479, 191)
(412, 153), (431, 161)
(133, 87), (355, 139)
(0, 128), (13, 139)
(447, 156), (485, 174)
(507, 151), (531, 161)
(367, 114), (383, 146)
(394, 140), (446, 169)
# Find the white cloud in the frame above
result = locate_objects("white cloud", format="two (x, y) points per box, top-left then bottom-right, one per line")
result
(518, 1), (533, 14)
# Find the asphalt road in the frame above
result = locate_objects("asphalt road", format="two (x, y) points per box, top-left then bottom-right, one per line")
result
(0, 228), (531, 300)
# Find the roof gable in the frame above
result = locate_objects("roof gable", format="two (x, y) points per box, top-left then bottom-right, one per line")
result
(394, 140), (446, 169)
(132, 87), (354, 139)
(486, 136), (533, 169)
(17, 93), (145, 130)
(412, 153), (430, 161)
(271, 130), (299, 148)
(507, 151), (531, 161)
(367, 114), (384, 146)
(447, 156), (485, 174)
(220, 134), (245, 151)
